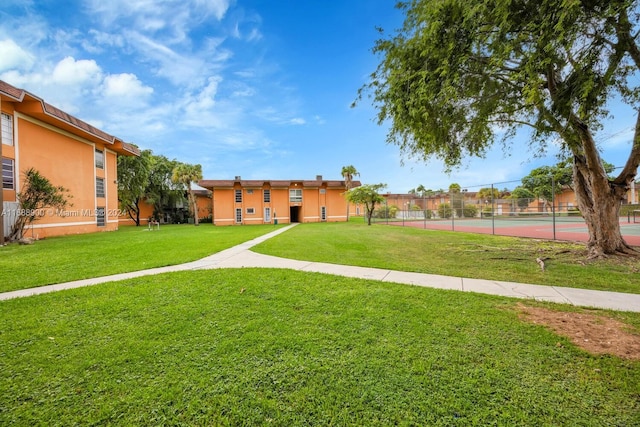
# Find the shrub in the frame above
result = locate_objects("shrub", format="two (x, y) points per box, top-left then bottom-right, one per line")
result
(462, 205), (478, 218)
(375, 205), (398, 219)
(438, 203), (452, 219)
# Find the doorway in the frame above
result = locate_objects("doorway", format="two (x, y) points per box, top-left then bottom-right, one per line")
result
(290, 206), (301, 223)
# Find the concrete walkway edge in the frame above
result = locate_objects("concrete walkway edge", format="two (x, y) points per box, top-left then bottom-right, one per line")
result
(2, 224), (640, 313)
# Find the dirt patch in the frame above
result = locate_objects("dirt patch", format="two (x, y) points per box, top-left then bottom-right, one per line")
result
(517, 303), (640, 360)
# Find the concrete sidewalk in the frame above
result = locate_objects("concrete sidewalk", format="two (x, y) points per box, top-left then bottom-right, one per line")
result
(2, 224), (640, 312)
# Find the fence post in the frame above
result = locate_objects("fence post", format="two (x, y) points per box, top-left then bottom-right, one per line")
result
(491, 184), (495, 235)
(552, 175), (556, 240)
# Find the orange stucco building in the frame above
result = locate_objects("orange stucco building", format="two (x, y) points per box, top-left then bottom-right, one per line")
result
(198, 176), (360, 225)
(1, 80), (138, 239)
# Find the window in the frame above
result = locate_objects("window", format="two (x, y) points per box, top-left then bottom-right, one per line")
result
(95, 149), (104, 169)
(246, 207), (255, 214)
(96, 177), (105, 198)
(321, 206), (326, 221)
(2, 158), (14, 189)
(320, 189), (326, 194)
(247, 189), (254, 194)
(289, 189), (302, 203)
(96, 207), (106, 227)
(263, 189), (271, 203)
(1, 113), (13, 146)
(235, 189), (242, 203)
(235, 208), (242, 223)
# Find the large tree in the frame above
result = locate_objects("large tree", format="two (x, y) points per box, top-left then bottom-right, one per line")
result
(521, 162), (573, 212)
(117, 149), (152, 226)
(171, 163), (203, 226)
(357, 0), (640, 258)
(345, 183), (386, 225)
(146, 154), (184, 220)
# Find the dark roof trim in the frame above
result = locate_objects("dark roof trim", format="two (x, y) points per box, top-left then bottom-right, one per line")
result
(0, 80), (139, 156)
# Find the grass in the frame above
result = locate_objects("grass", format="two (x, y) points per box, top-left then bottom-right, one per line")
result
(252, 222), (640, 294)
(1, 269), (638, 425)
(0, 224), (280, 293)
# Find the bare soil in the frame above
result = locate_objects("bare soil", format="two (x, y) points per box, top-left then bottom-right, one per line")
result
(517, 303), (640, 360)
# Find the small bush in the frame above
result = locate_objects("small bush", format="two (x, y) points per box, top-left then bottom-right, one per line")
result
(462, 205), (478, 218)
(438, 203), (452, 219)
(375, 205), (398, 219)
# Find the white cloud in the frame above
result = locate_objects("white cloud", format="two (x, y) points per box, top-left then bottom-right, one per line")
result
(51, 56), (102, 86)
(289, 118), (306, 125)
(0, 39), (35, 72)
(102, 73), (153, 99)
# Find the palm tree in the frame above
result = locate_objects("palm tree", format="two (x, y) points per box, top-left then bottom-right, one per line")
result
(171, 163), (203, 225)
(341, 165), (359, 220)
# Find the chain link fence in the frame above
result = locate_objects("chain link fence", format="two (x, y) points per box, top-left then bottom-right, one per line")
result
(370, 179), (640, 242)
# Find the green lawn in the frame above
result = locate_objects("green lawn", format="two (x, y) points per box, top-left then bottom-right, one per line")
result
(0, 224), (280, 293)
(1, 269), (638, 425)
(252, 222), (640, 294)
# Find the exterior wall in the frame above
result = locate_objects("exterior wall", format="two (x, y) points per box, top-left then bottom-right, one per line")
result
(195, 192), (211, 220)
(1, 80), (137, 239)
(212, 188), (235, 225)
(271, 187), (290, 224)
(5, 114), (117, 238)
(204, 179), (355, 226)
(118, 200), (155, 226)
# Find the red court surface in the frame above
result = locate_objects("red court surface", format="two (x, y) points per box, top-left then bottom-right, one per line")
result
(380, 218), (640, 247)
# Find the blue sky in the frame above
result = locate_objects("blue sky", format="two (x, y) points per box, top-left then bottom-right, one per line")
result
(0, 0), (636, 193)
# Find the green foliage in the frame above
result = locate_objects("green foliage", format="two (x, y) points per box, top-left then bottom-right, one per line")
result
(476, 187), (500, 201)
(510, 187), (536, 210)
(438, 203), (452, 219)
(521, 162), (573, 202)
(171, 163), (203, 225)
(357, 0), (639, 166)
(356, 0), (640, 255)
(375, 204), (398, 219)
(9, 168), (70, 241)
(145, 154), (185, 219)
(462, 205), (478, 218)
(345, 183), (386, 225)
(118, 149), (152, 226)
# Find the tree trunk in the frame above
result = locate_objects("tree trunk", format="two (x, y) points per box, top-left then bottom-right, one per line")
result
(565, 108), (640, 258)
(572, 155), (632, 258)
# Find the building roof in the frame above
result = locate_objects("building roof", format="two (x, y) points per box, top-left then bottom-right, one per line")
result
(0, 80), (139, 156)
(199, 177), (361, 190)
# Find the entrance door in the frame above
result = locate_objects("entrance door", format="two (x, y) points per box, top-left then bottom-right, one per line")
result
(264, 207), (271, 223)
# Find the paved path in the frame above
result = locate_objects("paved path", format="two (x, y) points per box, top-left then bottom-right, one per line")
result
(2, 224), (640, 312)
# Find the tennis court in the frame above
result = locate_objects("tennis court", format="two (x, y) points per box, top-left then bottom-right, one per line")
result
(381, 215), (640, 246)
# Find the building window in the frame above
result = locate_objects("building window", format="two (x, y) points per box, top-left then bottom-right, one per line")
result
(321, 206), (326, 221)
(95, 149), (104, 169)
(289, 189), (302, 203)
(235, 208), (242, 223)
(96, 207), (106, 227)
(263, 189), (271, 203)
(235, 189), (242, 203)
(1, 113), (13, 146)
(320, 189), (326, 194)
(96, 177), (105, 198)
(2, 158), (14, 189)
(246, 207), (255, 214)
(247, 189), (254, 194)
